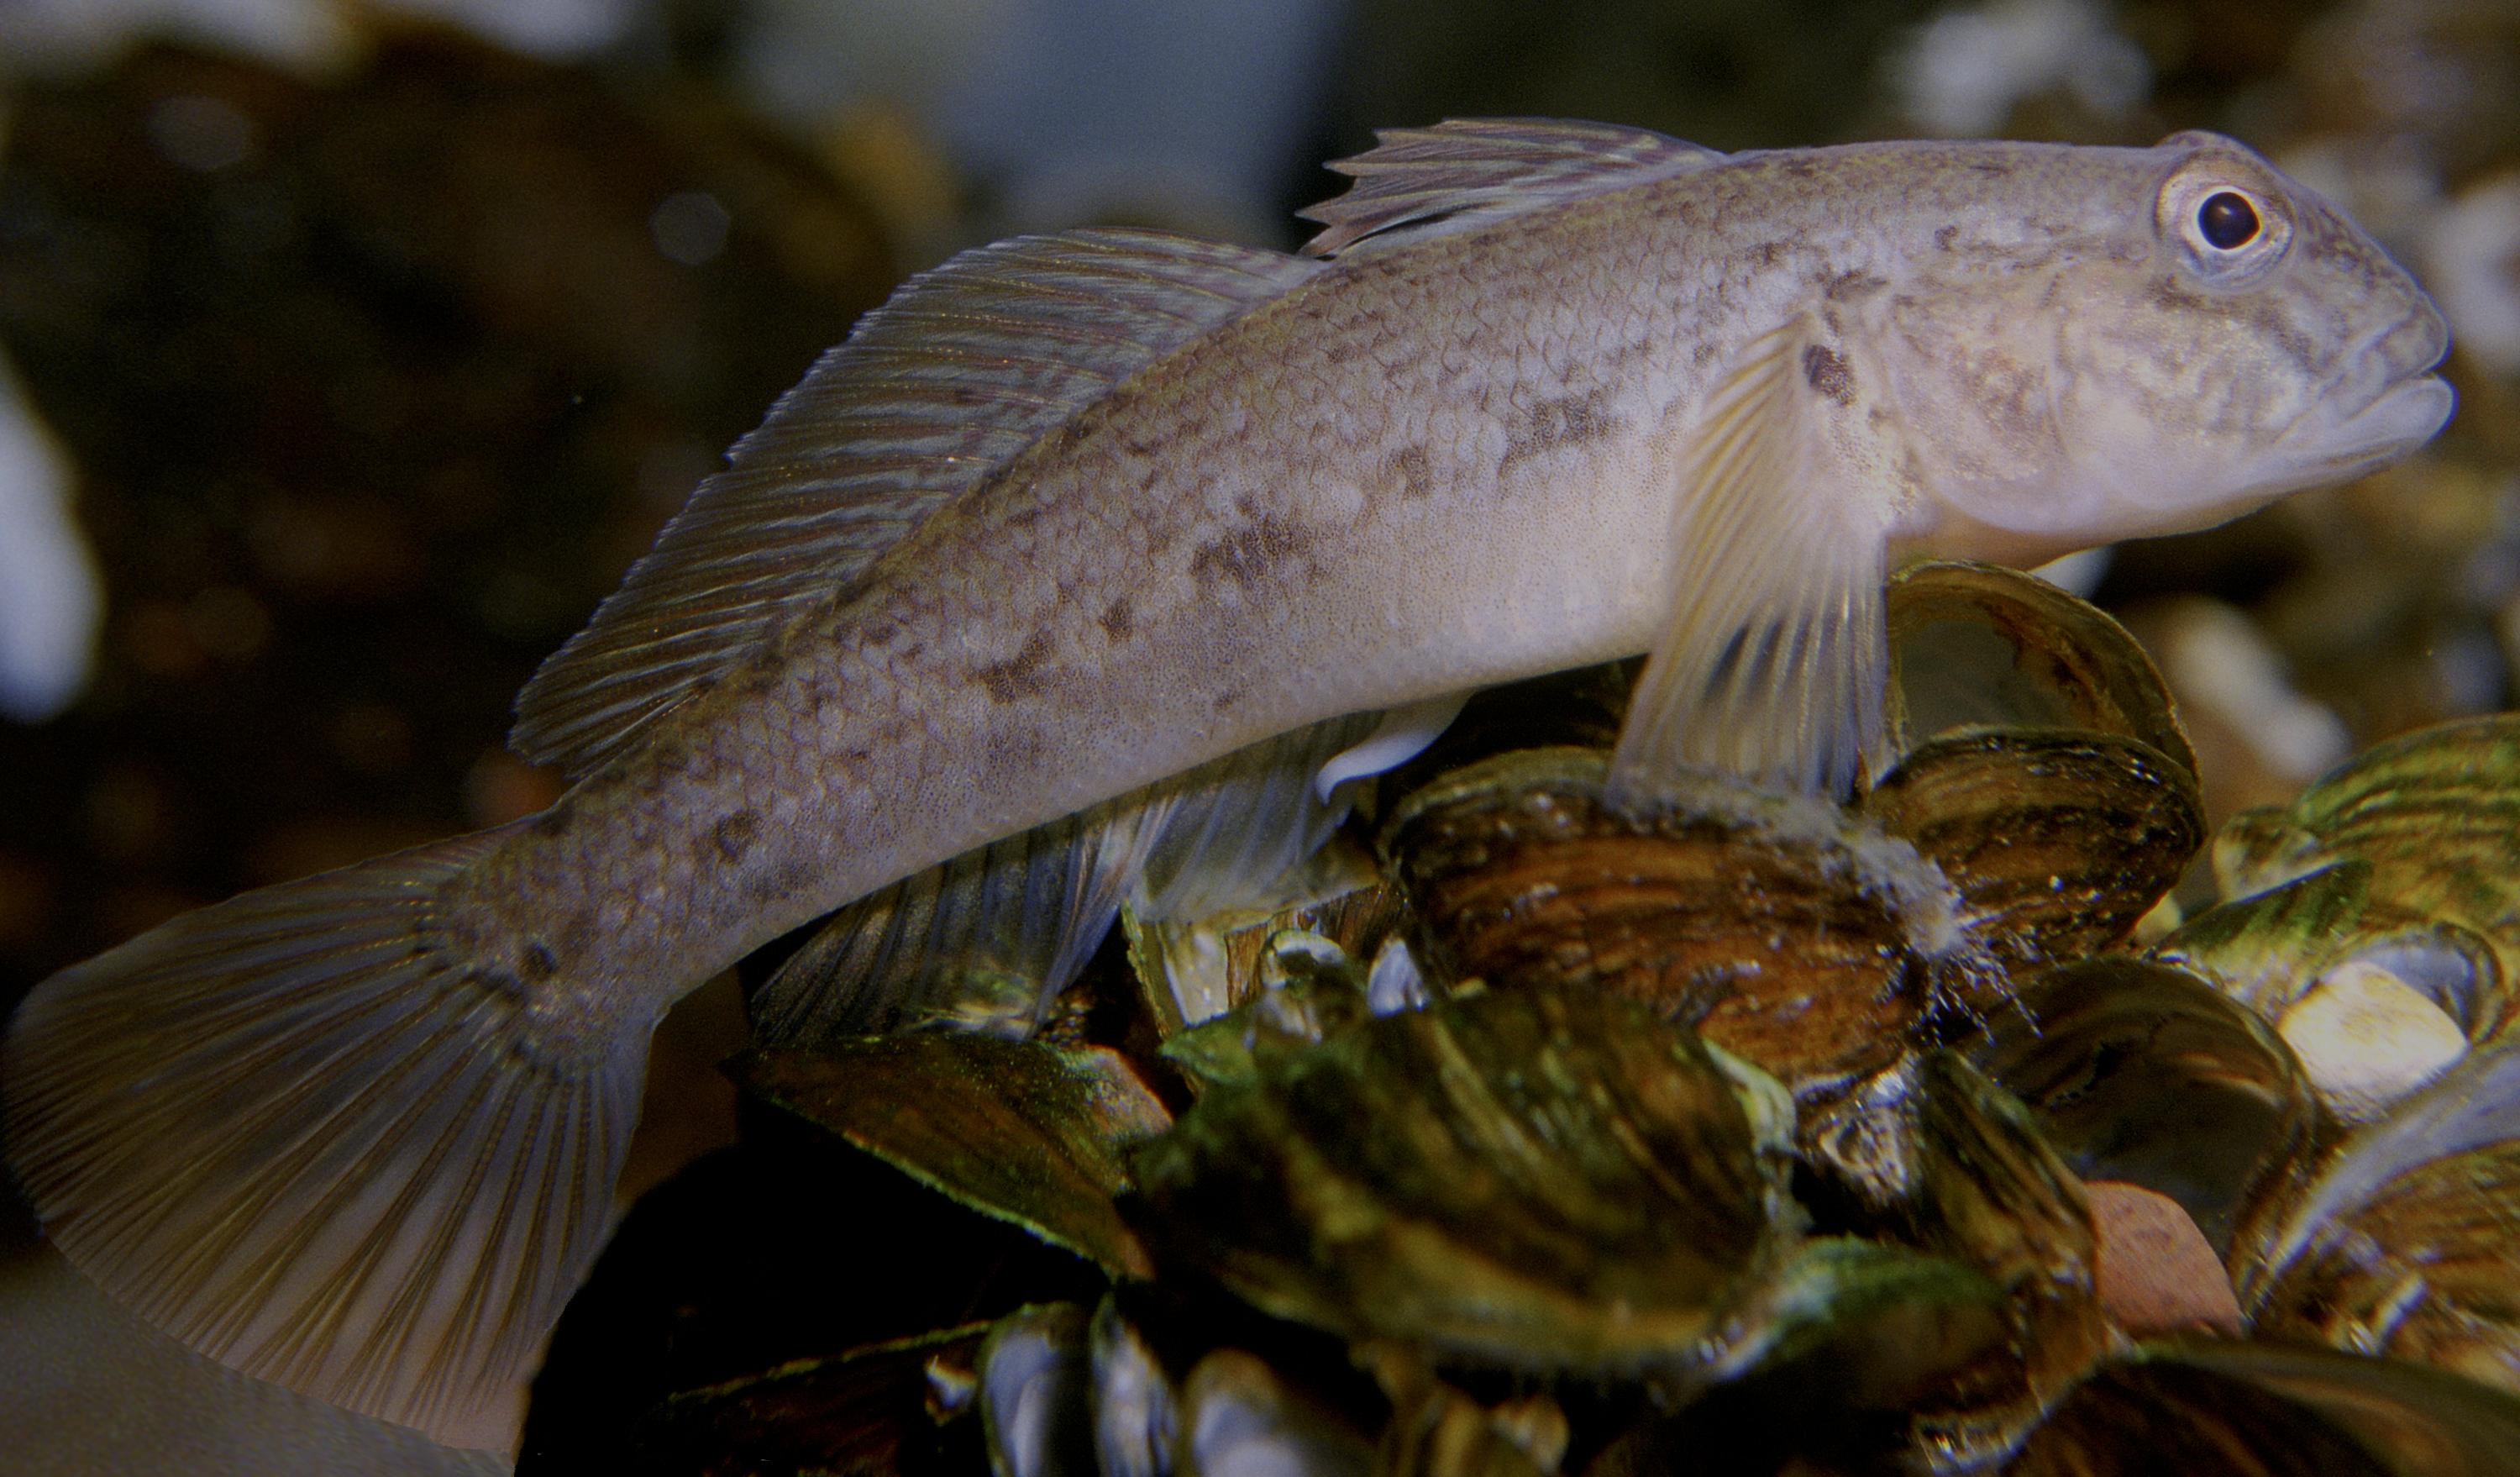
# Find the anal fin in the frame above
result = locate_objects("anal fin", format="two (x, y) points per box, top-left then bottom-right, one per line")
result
(1607, 318), (1897, 807)
(753, 702), (1462, 1047)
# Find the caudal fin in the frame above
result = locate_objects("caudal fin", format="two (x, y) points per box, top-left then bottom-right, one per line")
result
(3, 829), (647, 1447)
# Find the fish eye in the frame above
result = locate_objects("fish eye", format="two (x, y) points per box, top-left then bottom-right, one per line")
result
(2197, 191), (2260, 250)
(2156, 160), (2291, 282)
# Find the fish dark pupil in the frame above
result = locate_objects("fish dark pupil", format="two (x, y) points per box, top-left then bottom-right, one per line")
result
(2198, 192), (2260, 250)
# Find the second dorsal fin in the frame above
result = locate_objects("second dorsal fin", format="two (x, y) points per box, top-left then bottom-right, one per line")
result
(1299, 118), (1725, 258)
(510, 229), (1323, 779)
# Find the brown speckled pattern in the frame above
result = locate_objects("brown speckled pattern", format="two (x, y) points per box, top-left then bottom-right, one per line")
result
(435, 135), (2448, 1040)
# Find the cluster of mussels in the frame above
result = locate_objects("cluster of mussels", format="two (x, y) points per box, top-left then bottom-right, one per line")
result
(642, 562), (2520, 1475)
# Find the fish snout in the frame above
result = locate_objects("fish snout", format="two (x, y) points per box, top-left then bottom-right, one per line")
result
(2365, 291), (2453, 386)
(2316, 291), (2454, 452)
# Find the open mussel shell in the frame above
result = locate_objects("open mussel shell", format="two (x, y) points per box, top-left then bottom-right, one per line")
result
(2214, 715), (2520, 970)
(1881, 560), (2196, 777)
(734, 1034), (1173, 1280)
(1382, 746), (1974, 1091)
(1966, 957), (2313, 1254)
(1156, 928), (1378, 1091)
(2006, 1343), (2520, 1474)
(1126, 987), (1800, 1384)
(2157, 860), (2511, 1125)
(2235, 1043), (2520, 1397)
(1861, 561), (2206, 970)
(1122, 840), (1410, 1038)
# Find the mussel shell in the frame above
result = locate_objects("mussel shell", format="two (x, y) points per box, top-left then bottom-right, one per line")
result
(1383, 746), (1966, 1091)
(2161, 860), (2406, 1020)
(735, 1036), (1172, 1280)
(633, 1323), (990, 1476)
(1123, 850), (1407, 1038)
(2157, 861), (2509, 1123)
(2254, 1143), (2520, 1396)
(1376, 1379), (1561, 1477)
(1882, 560), (2195, 777)
(1090, 1297), (1179, 1477)
(1176, 1350), (1374, 1477)
(2239, 1044), (2520, 1396)
(1126, 988), (1795, 1383)
(1157, 932), (1375, 1092)
(1863, 730), (2204, 970)
(979, 1303), (1099, 1477)
(2213, 716), (2520, 975)
(2006, 1343), (2520, 1474)
(1898, 1053), (2115, 1471)
(1966, 957), (2313, 1254)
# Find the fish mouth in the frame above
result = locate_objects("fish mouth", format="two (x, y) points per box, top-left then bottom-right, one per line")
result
(2292, 373), (2455, 478)
(2286, 302), (2456, 473)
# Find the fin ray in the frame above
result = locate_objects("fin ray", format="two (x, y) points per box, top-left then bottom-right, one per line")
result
(1299, 118), (1723, 257)
(3, 830), (644, 1444)
(1607, 318), (1893, 805)
(753, 702), (1462, 1045)
(512, 229), (1321, 778)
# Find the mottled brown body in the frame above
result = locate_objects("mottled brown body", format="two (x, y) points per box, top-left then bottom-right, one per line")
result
(435, 137), (2432, 1046)
(8, 123), (2451, 1443)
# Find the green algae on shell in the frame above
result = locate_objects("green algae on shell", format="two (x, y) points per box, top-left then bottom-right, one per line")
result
(1126, 987), (2011, 1411)
(1127, 988), (1799, 1381)
(2160, 858), (2510, 1125)
(734, 1034), (1172, 1280)
(1155, 928), (1377, 1092)
(2213, 716), (2520, 976)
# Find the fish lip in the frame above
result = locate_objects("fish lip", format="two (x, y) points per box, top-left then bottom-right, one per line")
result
(2292, 371), (2456, 475)
(2283, 299), (2455, 459)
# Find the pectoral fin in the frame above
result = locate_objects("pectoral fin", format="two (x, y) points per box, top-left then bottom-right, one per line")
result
(1606, 319), (1895, 807)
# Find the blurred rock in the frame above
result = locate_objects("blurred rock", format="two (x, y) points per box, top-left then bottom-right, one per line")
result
(0, 34), (895, 1003)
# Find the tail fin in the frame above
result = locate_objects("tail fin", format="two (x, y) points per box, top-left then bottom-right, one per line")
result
(3, 829), (647, 1447)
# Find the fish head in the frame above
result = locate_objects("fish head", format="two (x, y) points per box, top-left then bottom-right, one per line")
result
(1881, 131), (2453, 563)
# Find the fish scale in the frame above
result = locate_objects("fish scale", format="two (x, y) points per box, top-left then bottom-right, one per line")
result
(3, 120), (2452, 1446)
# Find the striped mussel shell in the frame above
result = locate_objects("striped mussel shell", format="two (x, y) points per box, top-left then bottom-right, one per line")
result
(650, 577), (2520, 1476)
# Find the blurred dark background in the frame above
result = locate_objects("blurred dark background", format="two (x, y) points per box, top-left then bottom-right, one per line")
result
(0, 0), (2513, 1468)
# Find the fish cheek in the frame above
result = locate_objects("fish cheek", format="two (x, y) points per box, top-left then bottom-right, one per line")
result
(1879, 295), (2076, 533)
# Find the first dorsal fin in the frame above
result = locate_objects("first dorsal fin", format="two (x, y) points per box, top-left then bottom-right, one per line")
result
(511, 229), (1323, 778)
(1299, 118), (1725, 258)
